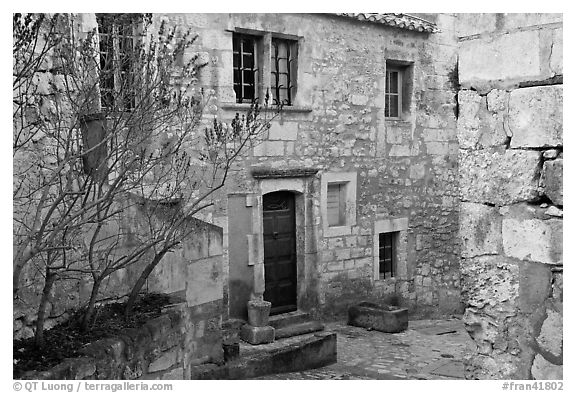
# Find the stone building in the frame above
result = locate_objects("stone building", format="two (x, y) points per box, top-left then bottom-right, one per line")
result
(13, 13), (562, 380)
(158, 13), (462, 321)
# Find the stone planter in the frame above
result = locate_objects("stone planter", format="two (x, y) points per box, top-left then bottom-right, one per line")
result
(247, 299), (272, 327)
(241, 300), (274, 345)
(348, 301), (408, 333)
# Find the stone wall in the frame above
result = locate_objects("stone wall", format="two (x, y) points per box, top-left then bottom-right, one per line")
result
(159, 13), (462, 318)
(20, 299), (223, 380)
(456, 13), (563, 379)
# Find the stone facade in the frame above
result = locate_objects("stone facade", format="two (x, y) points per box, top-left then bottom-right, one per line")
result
(153, 13), (461, 319)
(456, 13), (563, 379)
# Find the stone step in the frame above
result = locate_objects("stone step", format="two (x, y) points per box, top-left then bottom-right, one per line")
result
(275, 321), (325, 340)
(269, 310), (311, 329)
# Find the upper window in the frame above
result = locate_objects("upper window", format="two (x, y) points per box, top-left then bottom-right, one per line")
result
(232, 32), (298, 106)
(385, 67), (402, 118)
(271, 38), (297, 106)
(385, 61), (413, 120)
(97, 14), (138, 111)
(233, 34), (260, 104)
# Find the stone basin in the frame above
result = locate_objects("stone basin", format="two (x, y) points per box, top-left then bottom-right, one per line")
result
(347, 301), (408, 333)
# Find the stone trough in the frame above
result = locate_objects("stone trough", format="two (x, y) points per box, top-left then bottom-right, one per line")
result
(347, 302), (408, 333)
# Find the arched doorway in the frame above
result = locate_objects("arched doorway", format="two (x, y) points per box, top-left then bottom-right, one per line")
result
(262, 191), (297, 315)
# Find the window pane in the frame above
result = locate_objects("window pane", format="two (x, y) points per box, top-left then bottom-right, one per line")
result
(277, 41), (288, 58)
(388, 71), (399, 93)
(244, 84), (254, 101)
(385, 94), (399, 118)
(243, 54), (254, 69)
(243, 69), (254, 85)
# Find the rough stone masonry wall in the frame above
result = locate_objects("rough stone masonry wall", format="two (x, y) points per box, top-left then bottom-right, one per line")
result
(456, 13), (563, 379)
(162, 13), (462, 318)
(21, 299), (223, 380)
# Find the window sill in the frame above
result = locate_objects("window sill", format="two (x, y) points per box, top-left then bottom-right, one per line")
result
(385, 118), (411, 126)
(221, 102), (313, 113)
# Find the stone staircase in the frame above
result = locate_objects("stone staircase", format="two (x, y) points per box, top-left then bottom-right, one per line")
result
(269, 310), (325, 339)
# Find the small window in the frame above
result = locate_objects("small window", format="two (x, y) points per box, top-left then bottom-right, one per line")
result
(271, 38), (297, 106)
(327, 183), (346, 227)
(233, 34), (260, 103)
(97, 14), (138, 110)
(385, 67), (402, 118)
(379, 232), (397, 279)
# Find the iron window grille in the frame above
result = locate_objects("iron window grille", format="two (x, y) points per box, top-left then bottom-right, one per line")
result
(385, 68), (402, 118)
(233, 34), (260, 103)
(379, 232), (396, 279)
(271, 38), (297, 106)
(97, 14), (138, 111)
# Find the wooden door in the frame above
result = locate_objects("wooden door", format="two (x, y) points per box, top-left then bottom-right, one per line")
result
(263, 191), (297, 314)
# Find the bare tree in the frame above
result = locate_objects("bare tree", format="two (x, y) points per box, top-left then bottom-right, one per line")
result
(13, 13), (277, 343)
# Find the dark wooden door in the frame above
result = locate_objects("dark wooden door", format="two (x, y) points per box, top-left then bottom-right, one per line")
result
(263, 191), (297, 315)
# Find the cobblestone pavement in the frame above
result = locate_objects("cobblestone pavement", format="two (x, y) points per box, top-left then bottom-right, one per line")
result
(254, 318), (475, 380)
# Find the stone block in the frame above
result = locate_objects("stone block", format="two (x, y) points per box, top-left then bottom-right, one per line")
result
(541, 159), (563, 206)
(537, 309), (562, 357)
(254, 141), (285, 156)
(186, 256), (223, 306)
(518, 261), (552, 312)
(460, 202), (502, 258)
(459, 30), (542, 89)
(389, 145), (410, 156)
(426, 142), (449, 155)
(503, 217), (562, 264)
(455, 13), (497, 37)
(457, 90), (508, 149)
(160, 367), (184, 380)
(509, 85), (563, 148)
(148, 349), (180, 373)
(268, 121), (298, 141)
(531, 354), (563, 380)
(240, 324), (275, 345)
(550, 28), (563, 75)
(460, 149), (541, 205)
(461, 255), (519, 315)
(502, 13), (563, 31)
(348, 302), (408, 333)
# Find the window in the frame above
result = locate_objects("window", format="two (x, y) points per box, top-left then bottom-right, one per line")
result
(385, 62), (413, 119)
(378, 232), (397, 279)
(327, 183), (346, 227)
(233, 34), (260, 103)
(372, 217), (408, 281)
(97, 14), (138, 110)
(385, 68), (402, 118)
(321, 172), (357, 237)
(271, 38), (297, 106)
(232, 32), (298, 106)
